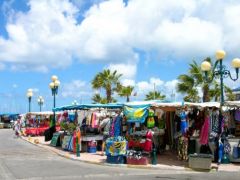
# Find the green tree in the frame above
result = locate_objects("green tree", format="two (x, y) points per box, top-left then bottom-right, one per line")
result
(209, 81), (221, 101)
(225, 86), (235, 101)
(209, 82), (235, 101)
(177, 58), (233, 102)
(118, 85), (134, 102)
(183, 89), (200, 102)
(92, 94), (107, 104)
(92, 69), (122, 103)
(177, 58), (211, 102)
(145, 91), (166, 101)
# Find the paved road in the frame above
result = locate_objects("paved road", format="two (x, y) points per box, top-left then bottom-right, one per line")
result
(0, 129), (239, 180)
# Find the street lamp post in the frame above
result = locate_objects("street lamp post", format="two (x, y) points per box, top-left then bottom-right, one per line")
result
(201, 50), (240, 106)
(72, 100), (78, 105)
(26, 89), (33, 112)
(49, 75), (60, 132)
(37, 96), (44, 112)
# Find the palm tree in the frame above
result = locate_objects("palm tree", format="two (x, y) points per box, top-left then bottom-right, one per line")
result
(183, 89), (200, 102)
(177, 58), (211, 102)
(145, 91), (166, 101)
(209, 82), (235, 101)
(225, 86), (235, 101)
(118, 86), (134, 102)
(209, 81), (221, 101)
(92, 94), (107, 104)
(177, 58), (233, 102)
(92, 69), (122, 103)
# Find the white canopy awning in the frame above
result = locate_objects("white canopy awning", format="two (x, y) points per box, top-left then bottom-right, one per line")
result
(26, 111), (56, 116)
(224, 101), (240, 107)
(152, 102), (220, 108)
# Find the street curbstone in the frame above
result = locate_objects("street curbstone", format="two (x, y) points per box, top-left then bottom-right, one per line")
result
(19, 135), (240, 172)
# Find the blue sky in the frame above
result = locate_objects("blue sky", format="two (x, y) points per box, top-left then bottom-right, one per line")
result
(0, 0), (240, 113)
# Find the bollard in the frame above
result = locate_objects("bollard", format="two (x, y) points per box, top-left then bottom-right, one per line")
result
(76, 136), (80, 157)
(152, 147), (157, 165)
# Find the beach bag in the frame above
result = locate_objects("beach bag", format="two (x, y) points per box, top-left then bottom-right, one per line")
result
(223, 141), (231, 154)
(233, 141), (240, 159)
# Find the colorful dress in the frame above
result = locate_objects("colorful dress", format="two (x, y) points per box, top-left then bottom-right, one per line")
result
(144, 130), (153, 152)
(180, 111), (188, 135)
(177, 136), (188, 160)
(200, 116), (210, 145)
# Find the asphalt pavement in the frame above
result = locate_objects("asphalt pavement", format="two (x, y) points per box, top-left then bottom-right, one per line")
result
(0, 129), (240, 180)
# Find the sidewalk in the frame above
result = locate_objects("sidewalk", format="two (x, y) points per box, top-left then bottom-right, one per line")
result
(20, 135), (240, 172)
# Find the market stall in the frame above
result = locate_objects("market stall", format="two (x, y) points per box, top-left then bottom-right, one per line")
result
(151, 101), (240, 165)
(51, 100), (240, 166)
(24, 111), (60, 136)
(122, 101), (222, 166)
(53, 103), (125, 155)
(223, 101), (240, 162)
(0, 113), (19, 128)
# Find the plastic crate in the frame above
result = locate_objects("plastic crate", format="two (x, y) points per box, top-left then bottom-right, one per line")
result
(106, 155), (125, 164)
(88, 141), (97, 147)
(189, 154), (212, 170)
(87, 146), (97, 153)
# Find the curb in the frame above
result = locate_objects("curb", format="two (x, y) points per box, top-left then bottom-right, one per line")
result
(20, 136), (187, 170)
(19, 136), (238, 172)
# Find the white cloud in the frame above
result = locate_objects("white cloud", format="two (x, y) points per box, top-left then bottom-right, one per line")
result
(108, 63), (137, 79)
(135, 78), (180, 101)
(61, 80), (92, 98)
(121, 79), (135, 86)
(1, 0), (240, 71)
(150, 77), (164, 86)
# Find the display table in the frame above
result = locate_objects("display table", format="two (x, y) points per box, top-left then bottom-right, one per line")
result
(228, 138), (240, 163)
(130, 129), (165, 150)
(131, 129), (165, 136)
(25, 126), (61, 136)
(81, 135), (103, 141)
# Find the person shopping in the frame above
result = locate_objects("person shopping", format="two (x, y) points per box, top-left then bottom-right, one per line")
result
(99, 114), (111, 156)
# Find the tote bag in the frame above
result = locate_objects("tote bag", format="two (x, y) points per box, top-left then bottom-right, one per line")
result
(233, 141), (240, 159)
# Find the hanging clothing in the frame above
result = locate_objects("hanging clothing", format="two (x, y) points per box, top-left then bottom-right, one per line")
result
(180, 111), (188, 135)
(95, 112), (101, 128)
(229, 110), (236, 129)
(91, 113), (97, 128)
(219, 113), (224, 134)
(155, 109), (164, 119)
(234, 109), (240, 121)
(144, 130), (153, 152)
(77, 111), (85, 126)
(200, 116), (210, 145)
(114, 115), (122, 137)
(178, 136), (188, 160)
(211, 110), (219, 133)
(109, 117), (115, 137)
(68, 114), (75, 122)
(147, 116), (155, 129)
(86, 112), (92, 126)
(218, 141), (224, 164)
